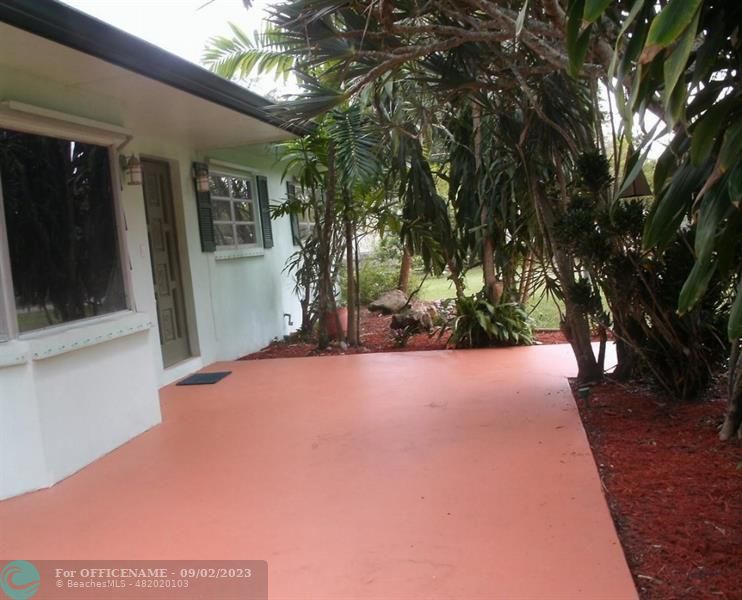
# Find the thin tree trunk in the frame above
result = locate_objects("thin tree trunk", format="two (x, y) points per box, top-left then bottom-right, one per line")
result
(482, 237), (500, 304)
(606, 296), (641, 381)
(519, 253), (535, 304)
(554, 249), (602, 381)
(398, 247), (412, 293)
(317, 142), (337, 350)
(344, 190), (358, 346)
(446, 260), (466, 299)
(528, 170), (601, 381)
(354, 228), (361, 343)
(472, 102), (500, 305)
(597, 324), (607, 373)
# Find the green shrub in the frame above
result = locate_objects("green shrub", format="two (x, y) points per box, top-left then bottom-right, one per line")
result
(357, 260), (399, 304)
(374, 235), (404, 263)
(449, 292), (534, 348)
(339, 259), (421, 305)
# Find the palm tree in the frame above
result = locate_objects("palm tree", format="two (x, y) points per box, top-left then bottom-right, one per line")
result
(201, 5), (595, 368)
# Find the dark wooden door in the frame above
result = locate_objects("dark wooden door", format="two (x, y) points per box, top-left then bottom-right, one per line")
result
(142, 159), (191, 367)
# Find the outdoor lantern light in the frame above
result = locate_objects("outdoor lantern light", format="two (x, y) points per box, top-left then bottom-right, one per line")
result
(193, 164), (210, 193)
(120, 154), (142, 186)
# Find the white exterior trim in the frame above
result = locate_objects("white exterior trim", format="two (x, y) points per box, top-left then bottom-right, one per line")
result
(0, 175), (14, 342)
(25, 311), (153, 360)
(0, 100), (131, 147)
(0, 312), (152, 364)
(0, 340), (29, 367)
(215, 247), (266, 261)
(0, 121), (136, 341)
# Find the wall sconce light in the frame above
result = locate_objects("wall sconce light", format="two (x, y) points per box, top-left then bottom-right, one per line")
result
(119, 154), (142, 186)
(193, 164), (210, 193)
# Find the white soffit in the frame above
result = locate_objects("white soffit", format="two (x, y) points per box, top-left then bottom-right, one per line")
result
(0, 23), (294, 148)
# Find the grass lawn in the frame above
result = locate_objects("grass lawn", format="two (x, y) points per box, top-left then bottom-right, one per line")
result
(417, 266), (563, 329)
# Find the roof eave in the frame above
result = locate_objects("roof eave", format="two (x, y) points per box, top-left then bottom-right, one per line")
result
(0, 0), (309, 137)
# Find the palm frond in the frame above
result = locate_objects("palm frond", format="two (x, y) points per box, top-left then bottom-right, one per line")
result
(202, 23), (297, 83)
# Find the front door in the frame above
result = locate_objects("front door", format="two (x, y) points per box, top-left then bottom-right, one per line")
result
(142, 159), (191, 367)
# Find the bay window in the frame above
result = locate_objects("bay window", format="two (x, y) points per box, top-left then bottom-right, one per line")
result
(0, 128), (127, 336)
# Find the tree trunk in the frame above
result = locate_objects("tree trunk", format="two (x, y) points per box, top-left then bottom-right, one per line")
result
(608, 303), (642, 381)
(519, 253), (535, 304)
(529, 172), (601, 381)
(398, 247), (412, 293)
(354, 229), (361, 342)
(482, 237), (500, 304)
(317, 142), (337, 350)
(555, 251), (602, 381)
(720, 339), (742, 441)
(473, 101), (500, 305)
(596, 324), (607, 373)
(612, 337), (635, 381)
(344, 190), (359, 346)
(446, 259), (466, 299)
(300, 289), (312, 336)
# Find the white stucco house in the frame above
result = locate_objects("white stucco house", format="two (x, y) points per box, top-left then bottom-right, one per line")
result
(0, 0), (308, 499)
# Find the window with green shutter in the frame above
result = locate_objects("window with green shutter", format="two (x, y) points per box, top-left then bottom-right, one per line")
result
(286, 181), (315, 245)
(287, 181), (300, 245)
(209, 172), (261, 249)
(192, 161), (215, 252)
(256, 175), (273, 249)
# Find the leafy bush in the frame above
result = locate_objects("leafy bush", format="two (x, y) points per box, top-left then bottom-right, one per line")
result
(357, 260), (399, 304)
(374, 235), (404, 263)
(375, 235), (425, 270)
(555, 158), (729, 398)
(449, 292), (534, 348)
(340, 258), (421, 305)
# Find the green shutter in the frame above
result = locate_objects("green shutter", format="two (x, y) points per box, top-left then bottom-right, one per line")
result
(256, 175), (273, 249)
(192, 161), (215, 252)
(287, 181), (300, 245)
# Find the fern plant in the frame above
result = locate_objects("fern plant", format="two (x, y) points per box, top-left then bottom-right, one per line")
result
(449, 292), (534, 349)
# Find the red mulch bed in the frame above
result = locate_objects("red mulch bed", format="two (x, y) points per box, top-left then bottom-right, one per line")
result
(574, 379), (742, 600)
(241, 309), (566, 360)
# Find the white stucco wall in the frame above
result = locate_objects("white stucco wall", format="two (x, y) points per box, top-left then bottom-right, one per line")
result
(0, 318), (160, 499)
(124, 136), (303, 382)
(0, 361), (47, 497)
(197, 146), (302, 363)
(0, 58), (302, 498)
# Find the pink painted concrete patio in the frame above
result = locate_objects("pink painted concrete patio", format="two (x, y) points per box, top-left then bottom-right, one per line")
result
(0, 345), (636, 599)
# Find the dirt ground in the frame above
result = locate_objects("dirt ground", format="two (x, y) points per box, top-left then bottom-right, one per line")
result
(574, 379), (742, 600)
(241, 308), (567, 360)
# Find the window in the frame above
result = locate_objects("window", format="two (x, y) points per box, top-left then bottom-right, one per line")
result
(209, 173), (261, 249)
(0, 128), (127, 335)
(296, 207), (316, 242)
(287, 181), (315, 245)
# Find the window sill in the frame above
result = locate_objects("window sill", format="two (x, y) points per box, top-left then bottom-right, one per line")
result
(4, 312), (154, 364)
(0, 341), (30, 368)
(214, 247), (265, 261)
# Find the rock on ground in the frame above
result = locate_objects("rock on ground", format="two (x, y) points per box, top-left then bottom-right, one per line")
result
(368, 289), (408, 314)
